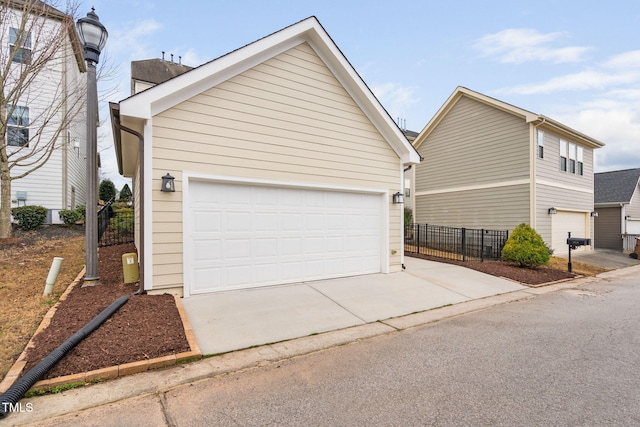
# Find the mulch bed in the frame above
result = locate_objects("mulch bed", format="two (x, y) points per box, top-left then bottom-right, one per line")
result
(20, 243), (190, 380)
(407, 253), (575, 285)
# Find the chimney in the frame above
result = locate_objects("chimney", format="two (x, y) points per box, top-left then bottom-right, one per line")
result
(170, 53), (174, 63)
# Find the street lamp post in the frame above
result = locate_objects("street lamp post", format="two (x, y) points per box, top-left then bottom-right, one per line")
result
(77, 8), (108, 286)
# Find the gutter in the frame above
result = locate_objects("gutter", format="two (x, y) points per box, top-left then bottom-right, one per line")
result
(110, 104), (145, 294)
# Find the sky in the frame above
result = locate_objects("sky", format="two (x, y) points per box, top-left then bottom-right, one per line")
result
(81, 0), (640, 188)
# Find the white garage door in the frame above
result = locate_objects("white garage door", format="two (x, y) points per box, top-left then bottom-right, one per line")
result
(186, 180), (383, 294)
(552, 211), (588, 255)
(627, 219), (640, 234)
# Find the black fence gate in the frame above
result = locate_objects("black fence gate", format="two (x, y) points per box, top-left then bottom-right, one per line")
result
(405, 224), (508, 262)
(98, 198), (134, 247)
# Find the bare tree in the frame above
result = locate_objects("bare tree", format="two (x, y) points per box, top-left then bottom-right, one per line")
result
(0, 0), (86, 238)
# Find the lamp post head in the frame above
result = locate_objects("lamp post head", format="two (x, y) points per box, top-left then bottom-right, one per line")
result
(77, 7), (108, 65)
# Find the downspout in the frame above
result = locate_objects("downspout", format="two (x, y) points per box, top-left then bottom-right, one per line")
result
(113, 121), (145, 295)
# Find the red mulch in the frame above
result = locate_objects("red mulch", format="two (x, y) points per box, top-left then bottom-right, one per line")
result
(20, 243), (190, 379)
(407, 253), (575, 285)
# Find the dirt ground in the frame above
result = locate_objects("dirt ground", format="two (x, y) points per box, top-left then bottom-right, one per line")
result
(1, 225), (190, 382)
(0, 225), (86, 380)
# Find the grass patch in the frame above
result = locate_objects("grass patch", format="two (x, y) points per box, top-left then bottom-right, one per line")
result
(25, 381), (88, 397)
(548, 256), (609, 276)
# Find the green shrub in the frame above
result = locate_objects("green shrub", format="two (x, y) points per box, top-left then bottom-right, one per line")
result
(112, 205), (133, 214)
(404, 207), (413, 225)
(75, 205), (86, 218)
(99, 179), (116, 202)
(109, 213), (134, 233)
(58, 209), (83, 225)
(501, 223), (550, 267)
(11, 205), (48, 231)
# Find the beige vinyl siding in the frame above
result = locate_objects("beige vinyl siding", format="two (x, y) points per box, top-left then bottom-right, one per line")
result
(415, 96), (530, 193)
(414, 184), (529, 231)
(627, 186), (640, 217)
(535, 128), (594, 192)
(535, 183), (594, 246)
(149, 42), (401, 291)
(414, 95), (530, 231)
(594, 207), (622, 250)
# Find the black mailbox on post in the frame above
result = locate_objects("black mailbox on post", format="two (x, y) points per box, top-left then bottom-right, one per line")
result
(567, 237), (591, 249)
(566, 232), (591, 273)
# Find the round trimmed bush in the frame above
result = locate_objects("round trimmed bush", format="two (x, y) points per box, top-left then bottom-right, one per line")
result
(501, 223), (550, 267)
(11, 205), (48, 231)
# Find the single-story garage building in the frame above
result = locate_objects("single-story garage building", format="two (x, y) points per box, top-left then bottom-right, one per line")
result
(110, 17), (420, 297)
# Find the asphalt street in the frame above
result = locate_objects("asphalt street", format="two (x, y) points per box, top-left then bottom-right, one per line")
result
(20, 265), (640, 426)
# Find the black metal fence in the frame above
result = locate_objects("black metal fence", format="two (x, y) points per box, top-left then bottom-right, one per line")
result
(98, 199), (135, 247)
(405, 224), (509, 262)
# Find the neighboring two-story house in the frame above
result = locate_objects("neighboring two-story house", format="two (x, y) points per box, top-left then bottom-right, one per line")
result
(410, 87), (604, 255)
(594, 168), (640, 252)
(2, 1), (87, 223)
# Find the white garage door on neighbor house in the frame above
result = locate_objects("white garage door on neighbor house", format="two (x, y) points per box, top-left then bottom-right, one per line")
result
(552, 210), (588, 254)
(185, 179), (383, 294)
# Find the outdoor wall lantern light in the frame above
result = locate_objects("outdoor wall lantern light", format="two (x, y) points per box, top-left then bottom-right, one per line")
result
(161, 173), (175, 192)
(625, 215), (631, 220)
(548, 207), (557, 215)
(591, 211), (599, 217)
(392, 192), (404, 204)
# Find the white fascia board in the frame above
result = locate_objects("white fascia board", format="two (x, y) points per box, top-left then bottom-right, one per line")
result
(306, 26), (420, 165)
(118, 17), (419, 165)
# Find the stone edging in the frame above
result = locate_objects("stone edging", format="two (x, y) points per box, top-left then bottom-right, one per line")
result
(0, 272), (202, 394)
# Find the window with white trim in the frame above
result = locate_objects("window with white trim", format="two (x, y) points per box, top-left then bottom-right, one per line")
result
(404, 178), (411, 198)
(7, 105), (29, 147)
(577, 146), (584, 175)
(560, 139), (567, 171)
(9, 27), (31, 64)
(569, 142), (577, 174)
(537, 130), (544, 158)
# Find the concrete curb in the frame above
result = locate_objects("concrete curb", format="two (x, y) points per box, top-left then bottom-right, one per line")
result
(0, 274), (202, 395)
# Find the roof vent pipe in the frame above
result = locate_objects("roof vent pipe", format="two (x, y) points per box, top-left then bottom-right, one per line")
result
(162, 51), (165, 61)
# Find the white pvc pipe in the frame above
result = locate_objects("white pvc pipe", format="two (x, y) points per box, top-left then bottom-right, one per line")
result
(43, 257), (64, 296)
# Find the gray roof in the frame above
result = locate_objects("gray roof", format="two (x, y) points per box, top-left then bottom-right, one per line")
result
(131, 58), (193, 85)
(594, 168), (640, 204)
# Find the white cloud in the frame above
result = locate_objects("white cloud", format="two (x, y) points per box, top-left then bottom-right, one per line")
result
(552, 95), (640, 172)
(473, 28), (590, 64)
(498, 69), (640, 95)
(370, 82), (419, 127)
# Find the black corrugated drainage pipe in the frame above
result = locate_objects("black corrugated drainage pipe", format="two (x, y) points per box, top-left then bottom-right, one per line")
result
(0, 294), (130, 419)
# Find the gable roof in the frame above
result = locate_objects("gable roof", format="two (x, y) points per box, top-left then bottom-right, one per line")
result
(413, 86), (605, 150)
(112, 16), (420, 175)
(595, 168), (640, 205)
(131, 58), (193, 86)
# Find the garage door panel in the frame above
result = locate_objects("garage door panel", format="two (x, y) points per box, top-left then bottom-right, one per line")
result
(628, 220), (640, 234)
(188, 181), (383, 294)
(552, 211), (588, 254)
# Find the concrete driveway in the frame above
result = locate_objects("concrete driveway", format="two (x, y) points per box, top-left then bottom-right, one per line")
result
(570, 248), (640, 270)
(182, 257), (526, 355)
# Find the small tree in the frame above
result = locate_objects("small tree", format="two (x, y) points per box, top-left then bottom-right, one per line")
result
(99, 178), (116, 202)
(501, 223), (550, 268)
(118, 183), (132, 203)
(0, 0), (86, 239)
